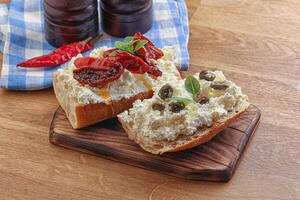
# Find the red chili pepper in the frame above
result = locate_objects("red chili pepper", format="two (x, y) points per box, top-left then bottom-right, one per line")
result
(17, 34), (103, 68)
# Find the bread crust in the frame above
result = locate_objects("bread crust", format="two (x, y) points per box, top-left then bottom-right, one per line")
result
(53, 71), (153, 129)
(74, 91), (153, 129)
(118, 101), (250, 154)
(164, 101), (250, 153)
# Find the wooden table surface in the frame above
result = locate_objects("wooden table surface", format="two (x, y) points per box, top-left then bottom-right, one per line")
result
(0, 0), (299, 199)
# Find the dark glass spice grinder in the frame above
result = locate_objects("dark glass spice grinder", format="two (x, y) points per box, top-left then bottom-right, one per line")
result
(100, 0), (153, 37)
(44, 0), (99, 47)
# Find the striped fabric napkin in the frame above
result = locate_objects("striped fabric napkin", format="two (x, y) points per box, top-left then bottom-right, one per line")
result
(0, 0), (189, 91)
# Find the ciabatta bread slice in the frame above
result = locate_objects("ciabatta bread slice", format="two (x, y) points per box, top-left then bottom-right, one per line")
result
(118, 71), (249, 154)
(53, 72), (153, 129)
(119, 100), (249, 154)
(53, 46), (181, 129)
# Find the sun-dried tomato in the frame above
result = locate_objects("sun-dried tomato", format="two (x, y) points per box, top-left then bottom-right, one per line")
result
(103, 33), (164, 77)
(72, 33), (164, 88)
(73, 62), (124, 88)
(74, 56), (115, 69)
(102, 48), (119, 57)
(75, 53), (153, 75)
(74, 57), (98, 68)
(147, 65), (162, 77)
(133, 32), (164, 65)
(111, 52), (153, 74)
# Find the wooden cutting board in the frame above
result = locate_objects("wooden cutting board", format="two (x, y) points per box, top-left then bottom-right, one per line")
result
(49, 104), (261, 182)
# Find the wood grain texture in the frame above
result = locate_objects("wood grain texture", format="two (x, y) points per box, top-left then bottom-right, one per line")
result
(49, 105), (261, 182)
(1, 0), (300, 199)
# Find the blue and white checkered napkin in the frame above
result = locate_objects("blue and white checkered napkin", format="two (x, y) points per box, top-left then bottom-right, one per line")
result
(0, 0), (189, 91)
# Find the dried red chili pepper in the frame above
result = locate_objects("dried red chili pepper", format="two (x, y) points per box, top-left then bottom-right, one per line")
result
(133, 32), (164, 65)
(17, 34), (103, 68)
(73, 63), (124, 88)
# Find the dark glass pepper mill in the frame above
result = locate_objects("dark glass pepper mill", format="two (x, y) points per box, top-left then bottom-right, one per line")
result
(100, 0), (153, 37)
(44, 0), (99, 47)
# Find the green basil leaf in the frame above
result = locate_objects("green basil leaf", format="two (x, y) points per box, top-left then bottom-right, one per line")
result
(123, 44), (133, 54)
(115, 41), (125, 49)
(134, 40), (148, 52)
(124, 36), (133, 43)
(128, 43), (135, 54)
(115, 37), (146, 55)
(185, 75), (201, 100)
(171, 96), (193, 106)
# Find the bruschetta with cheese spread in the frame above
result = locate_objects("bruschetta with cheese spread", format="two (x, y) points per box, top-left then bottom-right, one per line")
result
(53, 33), (181, 129)
(118, 70), (249, 154)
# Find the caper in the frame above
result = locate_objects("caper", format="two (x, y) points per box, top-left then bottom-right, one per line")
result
(197, 96), (209, 104)
(152, 103), (165, 111)
(158, 84), (174, 100)
(210, 81), (229, 90)
(169, 102), (185, 113)
(199, 70), (216, 81)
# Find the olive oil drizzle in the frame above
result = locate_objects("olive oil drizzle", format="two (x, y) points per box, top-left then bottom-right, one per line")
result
(139, 76), (152, 91)
(99, 87), (111, 103)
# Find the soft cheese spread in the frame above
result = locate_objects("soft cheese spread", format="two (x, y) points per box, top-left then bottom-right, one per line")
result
(118, 71), (248, 142)
(53, 46), (180, 105)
